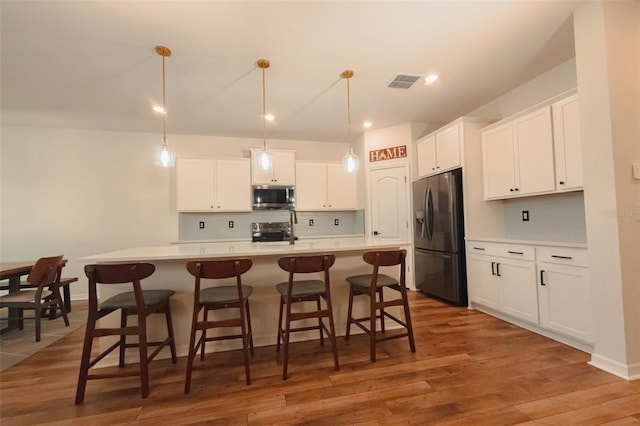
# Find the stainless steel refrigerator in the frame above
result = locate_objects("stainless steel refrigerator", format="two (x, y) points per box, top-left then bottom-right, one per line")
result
(412, 168), (467, 306)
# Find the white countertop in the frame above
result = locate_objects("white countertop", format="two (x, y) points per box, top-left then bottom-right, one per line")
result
(465, 236), (587, 249)
(81, 237), (409, 263)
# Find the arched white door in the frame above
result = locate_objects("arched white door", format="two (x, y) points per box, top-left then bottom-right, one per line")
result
(369, 166), (409, 242)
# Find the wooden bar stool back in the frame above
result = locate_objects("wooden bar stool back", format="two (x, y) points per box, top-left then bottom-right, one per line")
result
(184, 259), (254, 393)
(0, 255), (68, 341)
(276, 254), (339, 380)
(75, 263), (177, 404)
(345, 249), (416, 362)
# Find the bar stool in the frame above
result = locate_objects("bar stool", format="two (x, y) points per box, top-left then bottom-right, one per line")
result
(345, 249), (416, 362)
(75, 263), (177, 404)
(184, 259), (254, 393)
(275, 254), (339, 380)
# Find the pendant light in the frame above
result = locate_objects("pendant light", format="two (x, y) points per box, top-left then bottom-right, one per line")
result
(257, 59), (273, 171)
(153, 45), (176, 167)
(341, 70), (359, 173)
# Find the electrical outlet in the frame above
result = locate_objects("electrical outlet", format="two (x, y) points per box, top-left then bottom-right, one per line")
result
(309, 219), (314, 226)
(199, 221), (205, 229)
(334, 219), (340, 226)
(228, 220), (234, 228)
(522, 210), (529, 222)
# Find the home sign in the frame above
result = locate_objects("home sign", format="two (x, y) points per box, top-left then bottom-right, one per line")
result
(369, 145), (407, 162)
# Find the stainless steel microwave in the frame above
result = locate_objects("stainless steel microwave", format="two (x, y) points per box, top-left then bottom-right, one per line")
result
(252, 185), (295, 210)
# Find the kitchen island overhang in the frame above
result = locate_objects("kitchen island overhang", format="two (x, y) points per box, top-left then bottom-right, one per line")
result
(81, 237), (410, 365)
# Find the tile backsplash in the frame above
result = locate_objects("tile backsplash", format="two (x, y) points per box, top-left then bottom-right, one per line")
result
(179, 210), (365, 241)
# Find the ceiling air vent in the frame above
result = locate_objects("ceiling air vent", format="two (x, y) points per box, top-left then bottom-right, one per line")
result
(387, 74), (421, 89)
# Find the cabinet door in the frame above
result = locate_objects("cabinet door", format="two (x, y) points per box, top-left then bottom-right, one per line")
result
(176, 159), (215, 211)
(296, 162), (327, 210)
(272, 151), (296, 185)
(216, 159), (251, 212)
(417, 135), (437, 178)
(552, 95), (583, 191)
(538, 262), (592, 342)
(499, 258), (538, 324)
(327, 163), (357, 209)
(435, 123), (461, 172)
(482, 123), (516, 199)
(251, 150), (296, 185)
(513, 106), (555, 196)
(467, 253), (502, 310)
(251, 150), (274, 185)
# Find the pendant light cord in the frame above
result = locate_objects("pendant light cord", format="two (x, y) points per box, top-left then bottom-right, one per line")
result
(346, 76), (352, 147)
(162, 53), (167, 146)
(262, 65), (266, 150)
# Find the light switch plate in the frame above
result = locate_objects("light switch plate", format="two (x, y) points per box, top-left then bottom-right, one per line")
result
(633, 162), (640, 179)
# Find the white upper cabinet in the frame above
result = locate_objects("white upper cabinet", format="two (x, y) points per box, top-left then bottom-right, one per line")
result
(251, 149), (296, 185)
(416, 122), (461, 177)
(481, 92), (583, 200)
(482, 105), (555, 199)
(177, 158), (251, 212)
(296, 162), (357, 211)
(552, 94), (583, 191)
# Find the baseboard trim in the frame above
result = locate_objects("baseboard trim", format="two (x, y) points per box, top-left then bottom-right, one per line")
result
(589, 354), (640, 381)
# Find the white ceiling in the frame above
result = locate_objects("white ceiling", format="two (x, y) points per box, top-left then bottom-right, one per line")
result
(0, 1), (582, 143)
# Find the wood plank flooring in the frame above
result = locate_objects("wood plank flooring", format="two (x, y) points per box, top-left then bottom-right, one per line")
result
(1, 292), (639, 425)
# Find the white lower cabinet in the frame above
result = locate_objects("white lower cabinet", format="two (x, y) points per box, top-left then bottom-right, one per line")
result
(467, 240), (592, 346)
(467, 242), (537, 324)
(537, 246), (592, 343)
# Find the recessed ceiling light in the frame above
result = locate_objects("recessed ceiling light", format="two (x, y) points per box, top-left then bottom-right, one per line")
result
(265, 114), (275, 121)
(424, 74), (439, 85)
(363, 121), (373, 129)
(153, 106), (166, 113)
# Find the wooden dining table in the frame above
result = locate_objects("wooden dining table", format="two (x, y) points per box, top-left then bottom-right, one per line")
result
(0, 259), (70, 333)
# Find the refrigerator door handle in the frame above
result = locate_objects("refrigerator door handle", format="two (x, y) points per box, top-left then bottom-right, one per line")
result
(426, 186), (434, 241)
(415, 210), (426, 238)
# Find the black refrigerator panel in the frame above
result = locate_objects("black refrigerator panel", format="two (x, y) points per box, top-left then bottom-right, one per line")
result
(412, 169), (462, 253)
(414, 248), (467, 306)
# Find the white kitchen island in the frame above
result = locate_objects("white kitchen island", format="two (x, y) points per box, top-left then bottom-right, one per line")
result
(81, 237), (408, 364)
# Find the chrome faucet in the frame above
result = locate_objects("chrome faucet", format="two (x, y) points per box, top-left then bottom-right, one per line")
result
(289, 208), (298, 245)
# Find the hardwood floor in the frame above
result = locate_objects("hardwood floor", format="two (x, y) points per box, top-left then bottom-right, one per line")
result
(1, 292), (639, 425)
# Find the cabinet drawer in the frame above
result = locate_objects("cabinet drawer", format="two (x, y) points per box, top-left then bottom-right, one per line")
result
(537, 246), (588, 267)
(467, 241), (534, 260)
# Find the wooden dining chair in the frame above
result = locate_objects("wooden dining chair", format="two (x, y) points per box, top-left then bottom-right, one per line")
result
(275, 254), (339, 380)
(76, 263), (177, 404)
(184, 259), (254, 393)
(345, 249), (416, 362)
(0, 255), (68, 341)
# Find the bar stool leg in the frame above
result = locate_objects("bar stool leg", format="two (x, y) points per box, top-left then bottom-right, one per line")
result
(282, 296), (293, 380)
(345, 286), (355, 341)
(324, 294), (340, 371)
(164, 301), (178, 363)
(119, 310), (127, 367)
(370, 285), (377, 362)
(316, 296), (324, 346)
(138, 316), (150, 399)
(245, 299), (255, 355)
(75, 312), (97, 404)
(276, 295), (284, 352)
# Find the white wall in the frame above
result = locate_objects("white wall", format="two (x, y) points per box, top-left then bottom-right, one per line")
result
(574, 0), (640, 379)
(0, 126), (350, 299)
